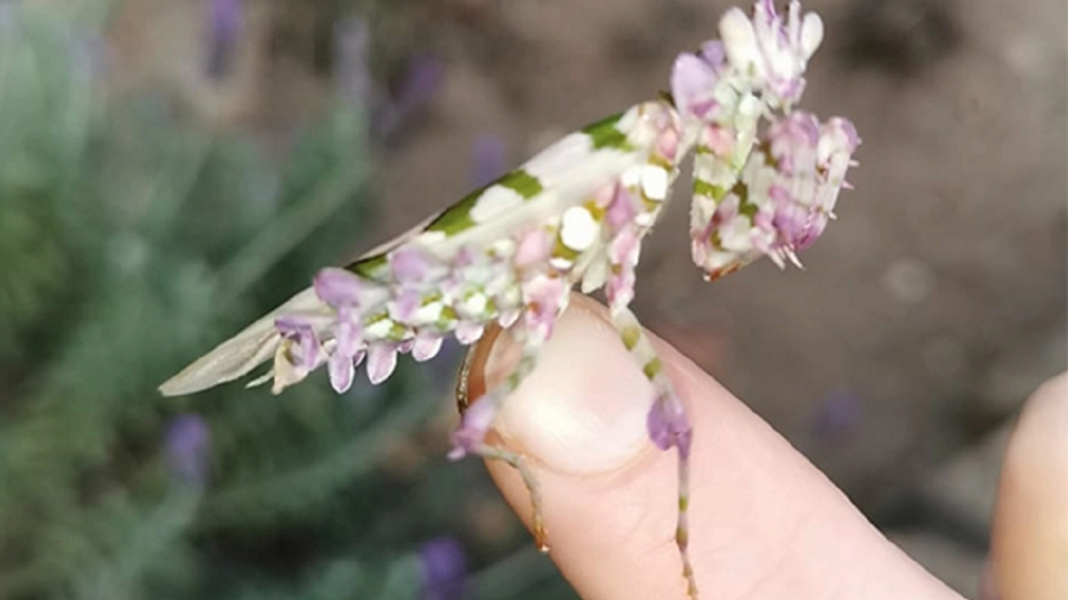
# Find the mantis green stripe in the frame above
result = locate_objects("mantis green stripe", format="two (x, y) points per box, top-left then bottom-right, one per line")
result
(497, 169), (544, 199)
(693, 179), (727, 201)
(694, 180), (759, 220)
(425, 169), (544, 237)
(346, 170), (546, 278)
(734, 182), (758, 220)
(582, 113), (634, 151)
(643, 357), (663, 379)
(347, 253), (388, 280)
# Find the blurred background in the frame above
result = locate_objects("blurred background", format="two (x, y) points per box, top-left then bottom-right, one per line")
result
(0, 0), (1063, 599)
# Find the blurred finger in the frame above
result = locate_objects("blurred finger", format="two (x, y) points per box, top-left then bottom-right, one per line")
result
(988, 373), (1068, 600)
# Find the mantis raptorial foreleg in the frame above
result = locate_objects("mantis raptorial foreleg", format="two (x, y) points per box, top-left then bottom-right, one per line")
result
(450, 287), (570, 550)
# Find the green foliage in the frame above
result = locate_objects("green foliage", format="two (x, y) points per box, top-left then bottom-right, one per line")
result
(0, 5), (444, 600)
(0, 4), (582, 600)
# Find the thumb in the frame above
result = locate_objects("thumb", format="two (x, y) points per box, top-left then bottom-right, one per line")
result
(465, 293), (961, 600)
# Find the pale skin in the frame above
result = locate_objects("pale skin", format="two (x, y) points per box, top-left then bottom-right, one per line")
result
(467, 294), (1068, 600)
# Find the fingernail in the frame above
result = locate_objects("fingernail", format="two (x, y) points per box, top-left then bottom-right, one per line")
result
(464, 295), (657, 475)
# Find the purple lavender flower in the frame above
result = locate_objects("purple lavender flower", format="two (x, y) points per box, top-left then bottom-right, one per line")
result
(375, 54), (445, 139)
(67, 29), (110, 82)
(472, 134), (507, 188)
(812, 391), (865, 438)
(419, 538), (466, 600)
(396, 55), (445, 114)
(205, 0), (243, 82)
(163, 414), (211, 487)
(334, 17), (371, 106)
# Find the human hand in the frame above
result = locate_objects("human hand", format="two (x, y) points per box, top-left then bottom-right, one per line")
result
(462, 293), (1067, 600)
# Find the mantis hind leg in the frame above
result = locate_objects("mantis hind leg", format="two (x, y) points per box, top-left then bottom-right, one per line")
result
(450, 298), (565, 552)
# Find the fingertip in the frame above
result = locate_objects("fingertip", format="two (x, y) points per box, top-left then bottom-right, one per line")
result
(469, 294), (660, 476)
(990, 372), (1068, 600)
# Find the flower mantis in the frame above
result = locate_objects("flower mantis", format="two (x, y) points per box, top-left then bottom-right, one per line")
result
(160, 2), (859, 597)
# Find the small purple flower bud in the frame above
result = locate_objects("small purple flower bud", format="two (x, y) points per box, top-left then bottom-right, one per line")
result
(419, 537), (466, 600)
(472, 134), (507, 188)
(205, 0), (243, 82)
(164, 415), (211, 487)
(396, 55), (445, 114)
(334, 17), (371, 106)
(376, 54), (446, 138)
(812, 391), (864, 438)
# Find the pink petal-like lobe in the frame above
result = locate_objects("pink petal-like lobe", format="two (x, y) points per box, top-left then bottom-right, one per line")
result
(366, 344), (398, 385)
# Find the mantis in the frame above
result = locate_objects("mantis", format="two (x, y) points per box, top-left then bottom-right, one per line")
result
(159, 1), (859, 597)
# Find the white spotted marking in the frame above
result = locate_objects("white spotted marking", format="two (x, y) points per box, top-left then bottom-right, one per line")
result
(364, 318), (395, 339)
(560, 206), (599, 251)
(462, 292), (488, 316)
(415, 301), (445, 324)
(414, 230), (448, 246)
(490, 238), (517, 258)
(469, 186), (525, 224)
(523, 133), (595, 181)
(620, 166), (642, 189)
(640, 166), (669, 201)
(549, 256), (574, 270)
(580, 253), (609, 293)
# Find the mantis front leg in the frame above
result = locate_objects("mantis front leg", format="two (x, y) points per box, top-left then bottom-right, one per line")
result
(611, 304), (697, 598)
(450, 276), (570, 551)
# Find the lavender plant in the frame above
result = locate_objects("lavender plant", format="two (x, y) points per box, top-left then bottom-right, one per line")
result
(0, 3), (461, 599)
(161, 2), (859, 597)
